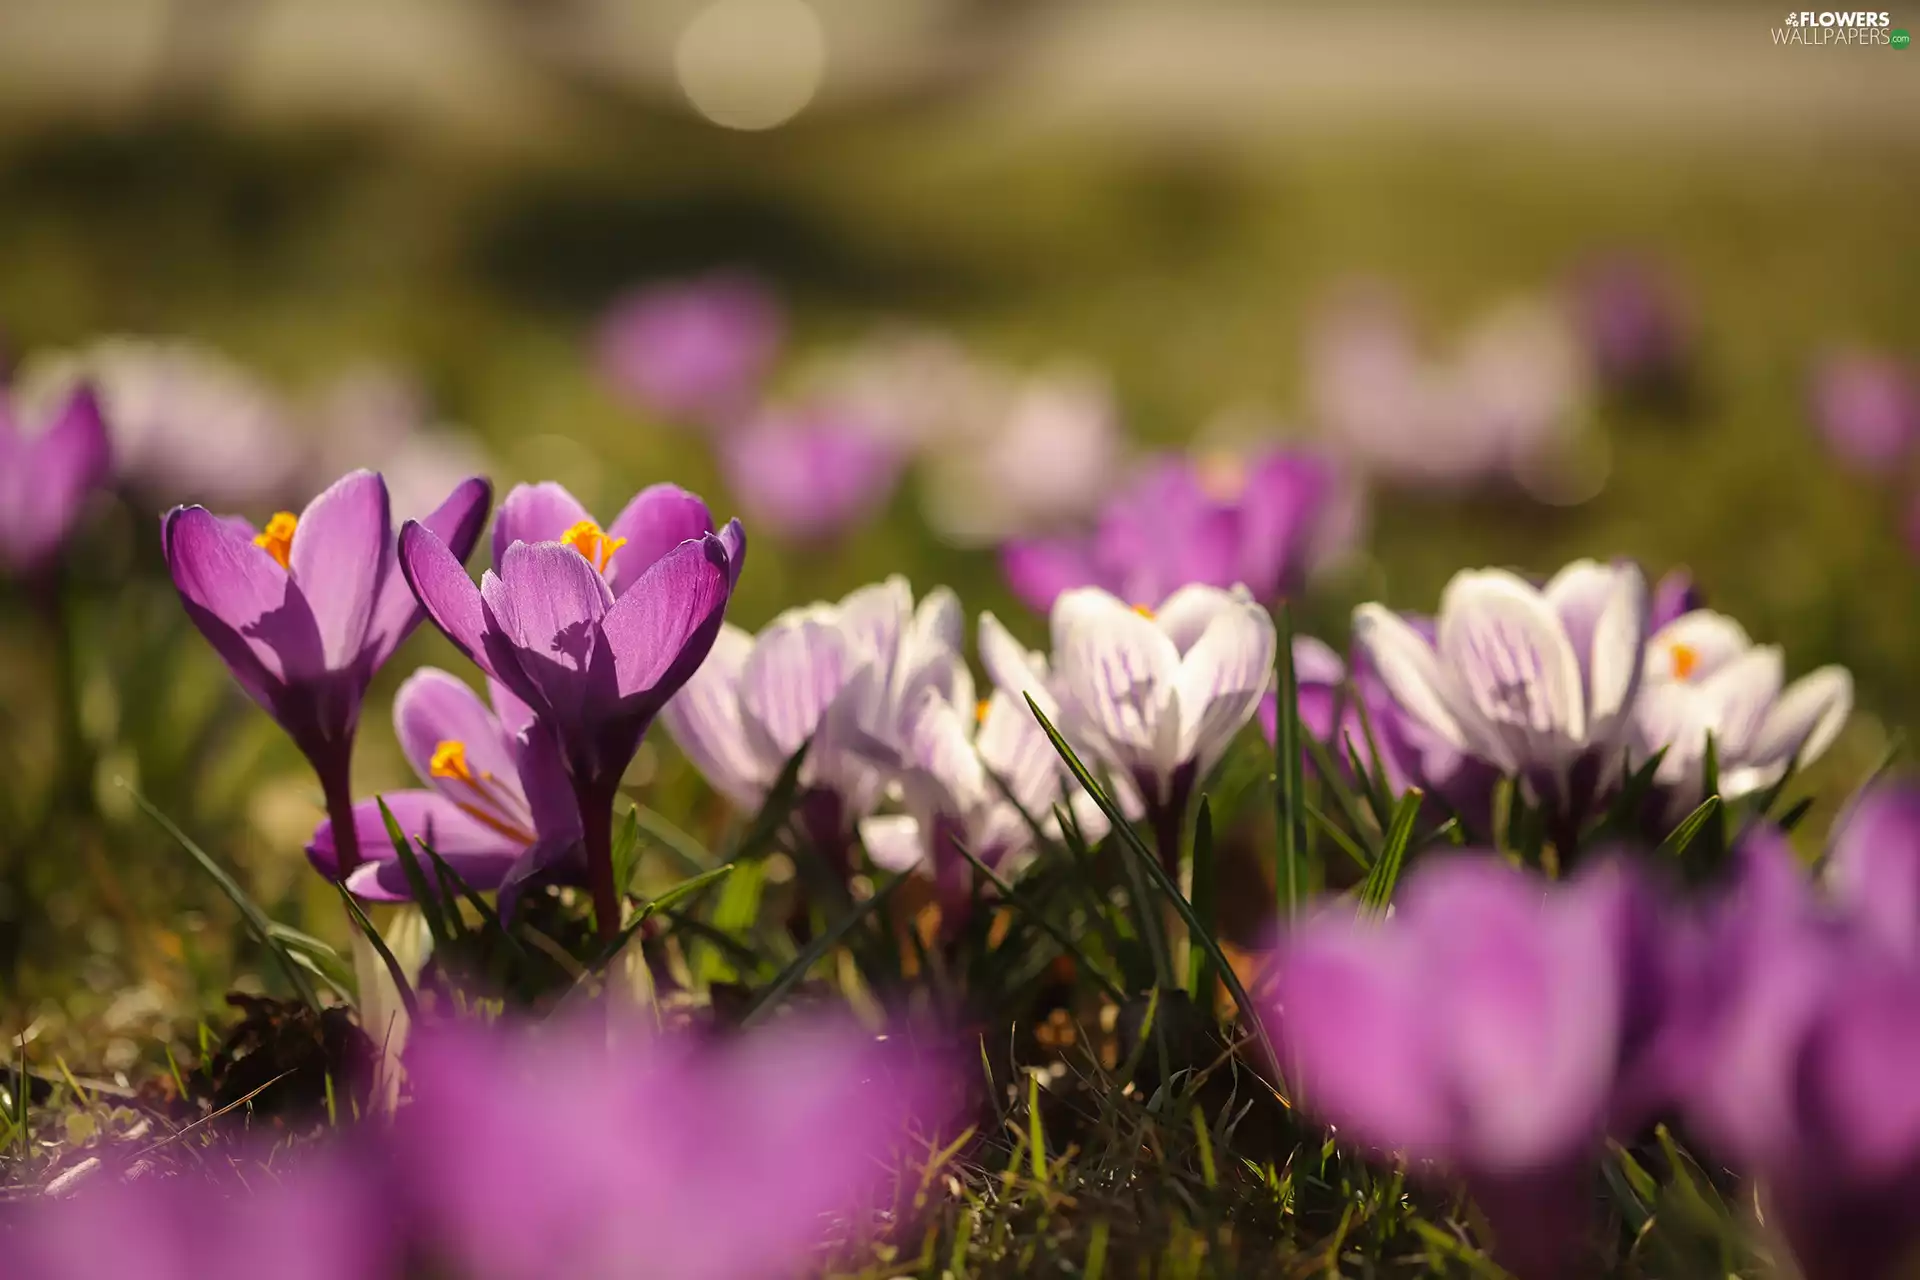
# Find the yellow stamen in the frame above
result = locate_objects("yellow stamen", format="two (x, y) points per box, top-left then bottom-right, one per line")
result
(1132, 603), (1156, 619)
(429, 740), (475, 784)
(561, 519), (627, 574)
(1671, 643), (1700, 681)
(253, 511), (298, 570)
(975, 698), (992, 724)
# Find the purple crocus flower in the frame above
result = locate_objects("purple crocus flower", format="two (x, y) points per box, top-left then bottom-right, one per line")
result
(660, 577), (968, 876)
(0, 383), (111, 579)
(490, 479), (727, 597)
(1001, 449), (1347, 614)
(1811, 350), (1919, 473)
(985, 585), (1273, 870)
(1570, 255), (1694, 400)
(399, 493), (741, 940)
(1269, 854), (1658, 1277)
(715, 401), (903, 544)
(306, 667), (581, 907)
(163, 469), (492, 876)
(393, 1014), (948, 1280)
(596, 272), (784, 426)
(1353, 559), (1649, 829)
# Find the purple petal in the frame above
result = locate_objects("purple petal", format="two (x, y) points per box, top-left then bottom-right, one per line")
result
(164, 504), (327, 689)
(0, 384), (112, 575)
(600, 534), (733, 705)
(1234, 451), (1338, 599)
(308, 790), (523, 883)
(393, 667), (533, 840)
(1000, 537), (1106, 614)
(286, 470), (390, 670)
(1813, 350), (1919, 472)
(716, 517), (747, 589)
(399, 519), (497, 678)
(364, 475), (492, 669)
(1649, 569), (1703, 631)
(484, 541), (616, 729)
(658, 624), (772, 809)
(604, 483), (715, 591)
(1827, 784), (1920, 962)
(491, 482), (592, 573)
(595, 272), (784, 423)
(716, 405), (901, 544)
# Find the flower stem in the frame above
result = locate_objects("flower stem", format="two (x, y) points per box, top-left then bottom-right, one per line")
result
(578, 781), (621, 945)
(322, 765), (362, 877)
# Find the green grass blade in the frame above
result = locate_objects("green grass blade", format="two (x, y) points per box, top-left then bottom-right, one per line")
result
(582, 863), (737, 976)
(629, 805), (716, 876)
(724, 736), (812, 862)
(1273, 604), (1306, 918)
(1359, 789), (1423, 917)
(953, 842), (1126, 1004)
(123, 782), (321, 1012)
(1658, 795), (1724, 862)
(376, 796), (453, 950)
(333, 885), (422, 1025)
(1026, 695), (1279, 1070)
(739, 874), (902, 1026)
(1187, 796), (1219, 1007)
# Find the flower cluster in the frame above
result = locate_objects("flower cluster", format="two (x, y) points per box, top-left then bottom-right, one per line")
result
(1268, 784), (1920, 1280)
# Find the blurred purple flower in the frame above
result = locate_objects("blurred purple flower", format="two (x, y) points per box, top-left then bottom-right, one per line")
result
(1257, 632), (1499, 837)
(1812, 350), (1920, 473)
(14, 1150), (392, 1280)
(1353, 560), (1649, 822)
(23, 337), (306, 507)
(307, 668), (581, 909)
(1570, 255), (1694, 399)
(597, 273), (784, 426)
(399, 496), (741, 938)
(395, 1015), (947, 1280)
(661, 577), (967, 875)
(1001, 449), (1347, 614)
(1682, 796), (1920, 1280)
(716, 402), (903, 544)
(1631, 606), (1851, 819)
(164, 469), (492, 876)
(1308, 288), (1590, 495)
(0, 383), (110, 578)
(1269, 854), (1659, 1277)
(919, 364), (1122, 546)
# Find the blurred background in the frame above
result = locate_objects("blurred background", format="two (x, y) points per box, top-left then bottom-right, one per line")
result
(1, 0), (1917, 1041)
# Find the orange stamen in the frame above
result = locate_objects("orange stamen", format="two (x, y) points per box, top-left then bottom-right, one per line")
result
(253, 511), (298, 569)
(1132, 603), (1156, 619)
(560, 519), (627, 574)
(975, 698), (992, 724)
(1671, 643), (1700, 681)
(429, 740), (476, 784)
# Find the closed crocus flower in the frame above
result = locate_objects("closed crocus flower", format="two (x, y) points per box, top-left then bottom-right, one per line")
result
(1353, 560), (1649, 828)
(0, 383), (111, 579)
(1632, 608), (1851, 815)
(1811, 350), (1919, 473)
(715, 400), (903, 545)
(659, 577), (967, 875)
(1570, 255), (1694, 401)
(164, 469), (492, 876)
(400, 496), (742, 940)
(596, 272), (783, 427)
(1001, 449), (1348, 615)
(1041, 585), (1275, 867)
(307, 668), (580, 910)
(1270, 855), (1657, 1278)
(1648, 567), (1703, 630)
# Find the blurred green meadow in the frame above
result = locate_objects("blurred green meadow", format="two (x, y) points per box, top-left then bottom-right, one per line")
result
(1, 0), (1917, 1052)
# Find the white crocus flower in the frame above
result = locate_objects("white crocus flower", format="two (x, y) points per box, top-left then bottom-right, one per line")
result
(1039, 584), (1276, 822)
(1352, 560), (1648, 806)
(658, 576), (967, 866)
(1633, 608), (1851, 804)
